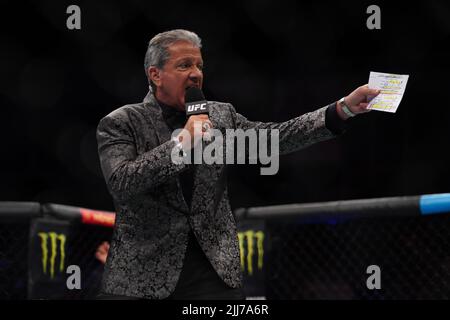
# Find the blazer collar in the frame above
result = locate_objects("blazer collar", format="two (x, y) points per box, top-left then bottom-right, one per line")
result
(143, 91), (173, 145)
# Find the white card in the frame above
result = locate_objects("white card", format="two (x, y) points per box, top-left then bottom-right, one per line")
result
(367, 71), (409, 113)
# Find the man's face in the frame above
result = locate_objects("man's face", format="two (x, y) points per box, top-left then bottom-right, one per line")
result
(150, 40), (204, 110)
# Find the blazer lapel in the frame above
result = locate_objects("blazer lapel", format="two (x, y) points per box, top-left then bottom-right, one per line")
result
(190, 111), (225, 215)
(144, 93), (172, 145)
(143, 92), (190, 214)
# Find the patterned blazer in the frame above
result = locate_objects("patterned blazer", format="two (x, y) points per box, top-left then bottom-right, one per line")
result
(96, 91), (337, 299)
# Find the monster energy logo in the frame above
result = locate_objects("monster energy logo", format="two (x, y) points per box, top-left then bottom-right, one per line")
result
(238, 230), (264, 276)
(37, 232), (66, 279)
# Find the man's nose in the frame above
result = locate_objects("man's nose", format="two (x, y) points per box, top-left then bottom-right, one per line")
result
(189, 67), (203, 82)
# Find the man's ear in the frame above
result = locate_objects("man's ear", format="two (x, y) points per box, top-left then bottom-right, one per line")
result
(148, 66), (161, 87)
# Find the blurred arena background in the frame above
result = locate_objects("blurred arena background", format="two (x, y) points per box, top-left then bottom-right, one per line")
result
(1, 0), (450, 299)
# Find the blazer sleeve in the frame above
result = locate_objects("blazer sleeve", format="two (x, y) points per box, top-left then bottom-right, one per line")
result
(96, 112), (186, 202)
(228, 103), (337, 155)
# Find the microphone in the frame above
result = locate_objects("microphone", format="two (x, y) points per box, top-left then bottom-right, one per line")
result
(185, 87), (209, 116)
(185, 87), (211, 141)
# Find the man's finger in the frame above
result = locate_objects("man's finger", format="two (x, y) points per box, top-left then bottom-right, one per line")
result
(193, 114), (209, 120)
(202, 120), (213, 131)
(358, 102), (369, 109)
(370, 89), (381, 95)
(359, 84), (380, 95)
(357, 103), (371, 113)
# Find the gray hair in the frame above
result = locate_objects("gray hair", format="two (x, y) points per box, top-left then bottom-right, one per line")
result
(144, 29), (202, 92)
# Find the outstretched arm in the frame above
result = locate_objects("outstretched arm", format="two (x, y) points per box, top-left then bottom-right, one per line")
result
(229, 84), (380, 155)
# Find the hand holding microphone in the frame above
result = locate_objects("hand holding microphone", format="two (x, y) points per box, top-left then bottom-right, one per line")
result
(177, 87), (212, 148)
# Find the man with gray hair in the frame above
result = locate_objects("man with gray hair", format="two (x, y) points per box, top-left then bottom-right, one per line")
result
(96, 29), (380, 299)
(144, 29), (202, 95)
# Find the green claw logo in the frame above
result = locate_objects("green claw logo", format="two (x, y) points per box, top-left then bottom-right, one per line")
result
(37, 232), (66, 279)
(238, 230), (264, 276)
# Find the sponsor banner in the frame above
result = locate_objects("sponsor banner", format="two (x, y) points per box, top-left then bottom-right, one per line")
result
(237, 219), (267, 299)
(28, 218), (71, 299)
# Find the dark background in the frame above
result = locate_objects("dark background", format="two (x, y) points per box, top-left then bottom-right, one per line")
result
(1, 0), (449, 212)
